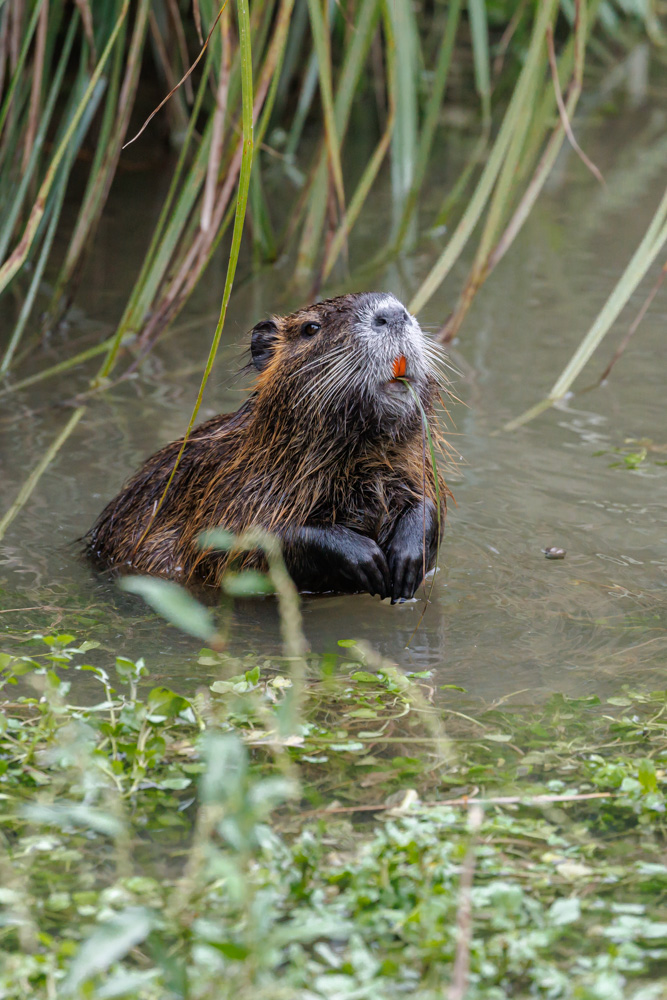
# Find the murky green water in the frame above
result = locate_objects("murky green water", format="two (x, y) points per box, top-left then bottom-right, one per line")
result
(1, 106), (666, 701)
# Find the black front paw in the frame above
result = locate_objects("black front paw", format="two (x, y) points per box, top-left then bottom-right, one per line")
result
(386, 540), (430, 603)
(333, 533), (391, 599)
(285, 526), (391, 598)
(385, 503), (439, 603)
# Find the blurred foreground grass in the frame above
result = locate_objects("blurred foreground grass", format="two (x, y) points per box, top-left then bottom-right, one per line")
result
(2, 625), (667, 999)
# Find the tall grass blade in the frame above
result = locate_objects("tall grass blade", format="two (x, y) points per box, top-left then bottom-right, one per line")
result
(0, 0), (130, 296)
(131, 0), (255, 550)
(393, 0), (461, 249)
(0, 0), (45, 140)
(0, 338), (114, 398)
(504, 183), (667, 430)
(596, 256), (667, 385)
(2, 77), (105, 372)
(21, 0), (48, 172)
(487, 1), (589, 274)
(294, 0), (380, 283)
(48, 0), (150, 319)
(201, 4), (231, 234)
(468, 0), (491, 127)
(0, 11), (78, 273)
(285, 43), (320, 157)
(306, 0), (346, 217)
(321, 2), (397, 281)
(128, 0), (294, 359)
(0, 408), (85, 543)
(105, 44), (216, 363)
(409, 0), (559, 318)
(386, 0), (419, 219)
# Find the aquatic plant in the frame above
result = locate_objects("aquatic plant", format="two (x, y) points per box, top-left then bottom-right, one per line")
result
(0, 1), (662, 384)
(3, 621), (667, 998)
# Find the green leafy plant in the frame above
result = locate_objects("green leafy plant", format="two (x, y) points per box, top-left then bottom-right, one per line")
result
(3, 630), (667, 997)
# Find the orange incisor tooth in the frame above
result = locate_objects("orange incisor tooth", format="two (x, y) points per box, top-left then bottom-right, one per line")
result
(392, 355), (407, 379)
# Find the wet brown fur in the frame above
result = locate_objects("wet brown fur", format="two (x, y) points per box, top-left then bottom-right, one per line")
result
(87, 294), (449, 588)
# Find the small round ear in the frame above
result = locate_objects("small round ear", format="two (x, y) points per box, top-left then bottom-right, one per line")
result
(250, 319), (279, 371)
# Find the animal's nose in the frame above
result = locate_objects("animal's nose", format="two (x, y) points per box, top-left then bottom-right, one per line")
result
(371, 304), (410, 331)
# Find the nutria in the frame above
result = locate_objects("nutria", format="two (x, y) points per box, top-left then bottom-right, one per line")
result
(87, 292), (450, 602)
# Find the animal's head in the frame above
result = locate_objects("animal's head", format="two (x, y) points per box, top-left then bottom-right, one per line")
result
(248, 292), (449, 438)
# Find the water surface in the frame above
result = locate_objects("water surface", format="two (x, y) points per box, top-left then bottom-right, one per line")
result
(1, 105), (666, 703)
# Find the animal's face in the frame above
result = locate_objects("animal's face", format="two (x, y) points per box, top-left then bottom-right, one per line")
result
(250, 292), (448, 433)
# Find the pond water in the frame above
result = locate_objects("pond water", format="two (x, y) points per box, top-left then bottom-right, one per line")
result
(1, 103), (666, 703)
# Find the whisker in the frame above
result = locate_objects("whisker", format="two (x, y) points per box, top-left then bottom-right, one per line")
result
(424, 357), (454, 381)
(285, 346), (349, 379)
(319, 359), (364, 412)
(318, 363), (360, 409)
(422, 344), (461, 378)
(291, 354), (356, 410)
(308, 355), (352, 395)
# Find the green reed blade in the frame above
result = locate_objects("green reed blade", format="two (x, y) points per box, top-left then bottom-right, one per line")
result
(393, 0), (461, 249)
(1, 78), (105, 373)
(285, 46), (320, 157)
(487, 0), (592, 275)
(0, 338), (115, 398)
(295, 0), (380, 282)
(98, 118), (215, 376)
(446, 1), (603, 339)
(273, 0), (309, 113)
(130, 0), (255, 543)
(409, 0), (559, 317)
(249, 160), (277, 262)
(0, 0), (130, 297)
(321, 1), (397, 282)
(306, 0), (346, 217)
(198, 0), (294, 276)
(120, 0), (295, 359)
(468, 0), (491, 127)
(49, 0), (149, 319)
(108, 42), (216, 356)
(386, 0), (419, 214)
(0, 11), (78, 266)
(21, 0), (49, 173)
(505, 182), (667, 431)
(547, 200), (667, 399)
(0, 0), (46, 140)
(442, 18), (550, 339)
(255, 0), (293, 148)
(108, 0), (275, 354)
(250, 0), (278, 74)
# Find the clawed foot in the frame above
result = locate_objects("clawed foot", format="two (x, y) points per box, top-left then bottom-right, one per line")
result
(385, 501), (439, 603)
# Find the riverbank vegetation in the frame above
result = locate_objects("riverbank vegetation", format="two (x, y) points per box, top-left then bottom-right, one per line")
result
(3, 617), (667, 998)
(0, 1), (665, 402)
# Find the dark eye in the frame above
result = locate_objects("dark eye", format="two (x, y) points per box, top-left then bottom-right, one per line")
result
(300, 321), (321, 337)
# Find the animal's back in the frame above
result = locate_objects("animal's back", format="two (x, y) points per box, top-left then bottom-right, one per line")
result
(87, 408), (250, 580)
